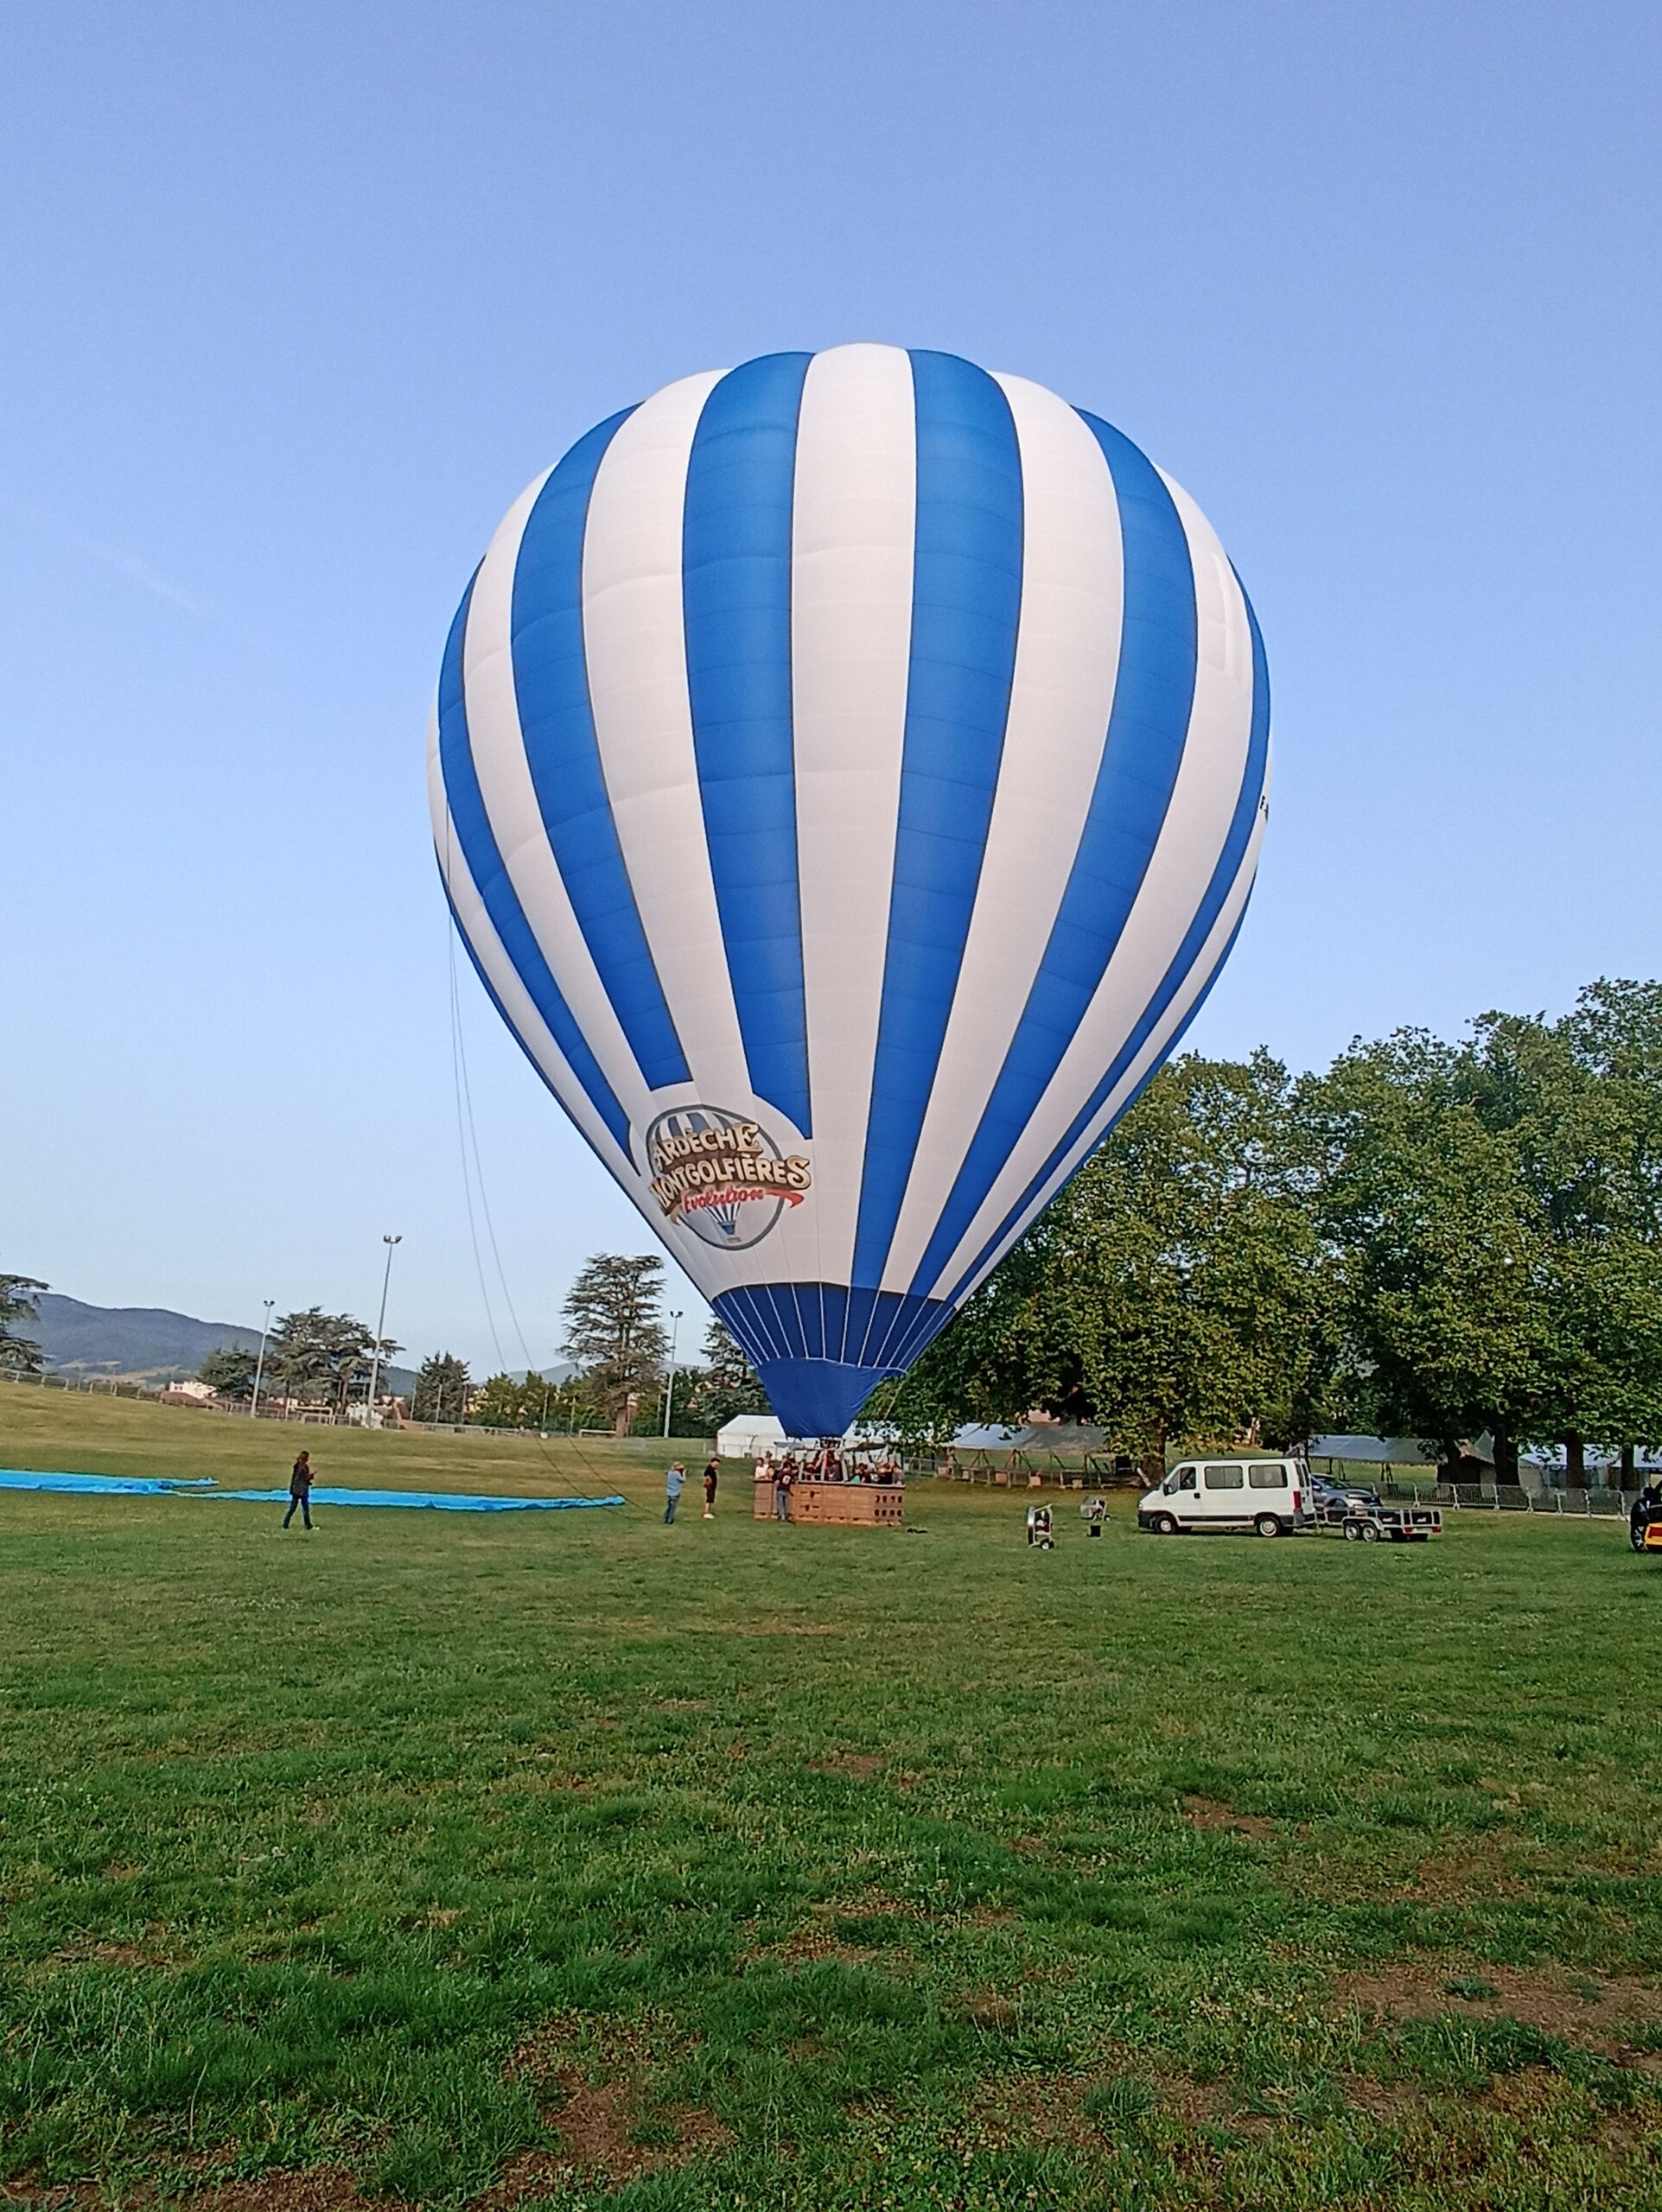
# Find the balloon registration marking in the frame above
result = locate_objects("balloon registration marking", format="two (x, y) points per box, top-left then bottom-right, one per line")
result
(644, 1105), (812, 1250)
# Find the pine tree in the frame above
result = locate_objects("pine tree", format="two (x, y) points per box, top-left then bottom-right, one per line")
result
(0, 1274), (47, 1376)
(560, 1255), (668, 1421)
(685, 1319), (768, 1431)
(412, 1351), (472, 1424)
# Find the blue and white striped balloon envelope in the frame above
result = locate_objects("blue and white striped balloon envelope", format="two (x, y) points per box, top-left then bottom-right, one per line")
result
(430, 346), (1270, 1438)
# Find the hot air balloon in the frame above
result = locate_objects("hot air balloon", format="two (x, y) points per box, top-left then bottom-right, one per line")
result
(430, 346), (1270, 1440)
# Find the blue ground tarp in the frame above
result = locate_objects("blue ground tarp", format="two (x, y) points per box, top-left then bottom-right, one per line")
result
(0, 1469), (622, 1510)
(0, 1469), (216, 1495)
(207, 1487), (624, 1512)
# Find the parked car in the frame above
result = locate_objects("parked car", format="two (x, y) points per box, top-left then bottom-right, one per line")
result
(1309, 1474), (1382, 1523)
(1137, 1457), (1307, 1538)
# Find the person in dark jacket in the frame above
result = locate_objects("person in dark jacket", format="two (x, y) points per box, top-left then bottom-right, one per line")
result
(283, 1449), (315, 1530)
(702, 1459), (719, 1519)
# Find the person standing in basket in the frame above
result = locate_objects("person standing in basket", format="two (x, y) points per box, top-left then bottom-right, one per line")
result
(283, 1449), (315, 1531)
(773, 1459), (792, 1522)
(663, 1461), (686, 1525)
(702, 1458), (719, 1519)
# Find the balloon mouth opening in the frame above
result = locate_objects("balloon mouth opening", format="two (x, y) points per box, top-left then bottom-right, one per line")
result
(755, 1357), (893, 1442)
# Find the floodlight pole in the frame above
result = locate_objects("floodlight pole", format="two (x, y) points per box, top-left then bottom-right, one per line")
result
(662, 1309), (684, 1439)
(365, 1235), (402, 1430)
(250, 1299), (274, 1419)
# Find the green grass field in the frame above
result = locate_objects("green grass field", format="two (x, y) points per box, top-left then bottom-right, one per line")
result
(3, 1383), (1660, 2210)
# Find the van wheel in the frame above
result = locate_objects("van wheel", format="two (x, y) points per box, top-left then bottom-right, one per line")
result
(1253, 1513), (1283, 1539)
(1149, 1512), (1177, 1536)
(1360, 1522), (1381, 1543)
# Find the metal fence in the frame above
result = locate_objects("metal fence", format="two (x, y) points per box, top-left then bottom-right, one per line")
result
(1385, 1477), (1638, 1517)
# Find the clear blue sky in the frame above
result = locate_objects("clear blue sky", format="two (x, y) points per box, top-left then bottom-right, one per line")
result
(4, 2), (1658, 1373)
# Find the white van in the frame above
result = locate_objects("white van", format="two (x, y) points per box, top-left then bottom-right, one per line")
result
(1137, 1458), (1307, 1538)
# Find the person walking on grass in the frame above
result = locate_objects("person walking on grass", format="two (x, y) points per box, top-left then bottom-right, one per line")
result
(663, 1461), (686, 1525)
(283, 1449), (315, 1531)
(702, 1459), (719, 1520)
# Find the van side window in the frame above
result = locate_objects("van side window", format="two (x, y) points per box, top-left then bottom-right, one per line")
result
(1204, 1465), (1245, 1490)
(1248, 1465), (1288, 1489)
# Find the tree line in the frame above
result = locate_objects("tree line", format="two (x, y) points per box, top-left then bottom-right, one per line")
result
(194, 1309), (401, 1417)
(427, 1253), (767, 1436)
(11, 976), (1654, 1471)
(874, 977), (1662, 1478)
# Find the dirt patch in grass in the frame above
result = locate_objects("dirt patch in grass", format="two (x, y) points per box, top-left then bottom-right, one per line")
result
(47, 1936), (172, 1968)
(188, 2175), (384, 2212)
(807, 1751), (884, 1780)
(474, 2071), (729, 2201)
(1342, 2071), (1427, 2121)
(761, 1928), (877, 1967)
(1403, 1837), (1532, 1903)
(1183, 1795), (1274, 1840)
(507, 2010), (679, 2083)
(497, 2017), (729, 2194)
(746, 1887), (919, 1967)
(971, 2059), (1237, 2152)
(1334, 1961), (1662, 2056)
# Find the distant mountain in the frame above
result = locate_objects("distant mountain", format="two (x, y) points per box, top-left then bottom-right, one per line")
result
(34, 1294), (417, 1394)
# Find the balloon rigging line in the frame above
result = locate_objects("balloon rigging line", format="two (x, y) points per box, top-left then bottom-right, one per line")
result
(446, 918), (508, 1378)
(443, 905), (628, 1509)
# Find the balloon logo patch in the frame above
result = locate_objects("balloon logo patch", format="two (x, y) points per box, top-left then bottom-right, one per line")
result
(644, 1106), (812, 1250)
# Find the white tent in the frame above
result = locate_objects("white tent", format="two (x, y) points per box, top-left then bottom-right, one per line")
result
(716, 1414), (791, 1458)
(714, 1414), (1027, 1459)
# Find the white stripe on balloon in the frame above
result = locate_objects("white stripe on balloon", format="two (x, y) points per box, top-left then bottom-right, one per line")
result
(460, 469), (656, 1138)
(951, 789), (1269, 1308)
(926, 480), (1258, 1300)
(579, 371), (746, 1119)
(426, 715), (640, 1188)
(789, 342), (919, 1292)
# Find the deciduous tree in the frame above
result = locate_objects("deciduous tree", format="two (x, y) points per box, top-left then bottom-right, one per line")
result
(196, 1346), (257, 1401)
(886, 1055), (1337, 1466)
(268, 1308), (398, 1422)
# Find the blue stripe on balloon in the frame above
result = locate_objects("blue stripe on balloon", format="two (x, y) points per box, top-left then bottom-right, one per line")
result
(436, 579), (633, 1153)
(682, 353), (814, 1135)
(906, 412), (1199, 1298)
(937, 569), (1270, 1313)
(713, 1281), (952, 1436)
(849, 350), (1025, 1292)
(438, 871), (615, 1178)
(510, 407), (691, 1093)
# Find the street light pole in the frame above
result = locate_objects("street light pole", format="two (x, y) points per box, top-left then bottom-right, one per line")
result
(662, 1308), (684, 1439)
(250, 1299), (274, 1419)
(365, 1235), (402, 1431)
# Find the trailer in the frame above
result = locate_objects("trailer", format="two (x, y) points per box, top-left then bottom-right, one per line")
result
(1315, 1500), (1442, 1544)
